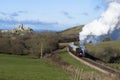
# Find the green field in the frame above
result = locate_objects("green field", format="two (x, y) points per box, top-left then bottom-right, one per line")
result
(0, 54), (70, 80)
(59, 49), (94, 72)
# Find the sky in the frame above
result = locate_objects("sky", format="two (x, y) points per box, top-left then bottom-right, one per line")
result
(0, 0), (107, 31)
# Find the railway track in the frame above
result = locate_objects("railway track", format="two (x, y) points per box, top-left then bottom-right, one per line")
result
(67, 48), (120, 77)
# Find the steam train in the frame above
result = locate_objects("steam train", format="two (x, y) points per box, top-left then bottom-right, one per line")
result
(68, 43), (85, 57)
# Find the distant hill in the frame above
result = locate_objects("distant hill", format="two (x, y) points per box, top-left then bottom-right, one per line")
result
(58, 25), (84, 42)
(60, 25), (83, 35)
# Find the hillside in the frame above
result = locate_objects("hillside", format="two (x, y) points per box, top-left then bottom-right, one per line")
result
(58, 25), (83, 42)
(86, 40), (120, 63)
(58, 25), (120, 63)
(60, 25), (83, 34)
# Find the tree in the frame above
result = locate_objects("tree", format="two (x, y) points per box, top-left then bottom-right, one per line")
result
(26, 32), (59, 58)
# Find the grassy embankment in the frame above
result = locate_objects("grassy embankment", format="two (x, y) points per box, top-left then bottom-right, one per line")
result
(0, 54), (70, 80)
(108, 63), (120, 70)
(59, 45), (120, 80)
(59, 49), (115, 80)
(59, 49), (94, 72)
(86, 40), (120, 70)
(86, 40), (120, 55)
(60, 41), (120, 69)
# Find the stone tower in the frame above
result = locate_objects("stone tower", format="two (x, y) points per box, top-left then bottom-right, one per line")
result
(18, 24), (24, 30)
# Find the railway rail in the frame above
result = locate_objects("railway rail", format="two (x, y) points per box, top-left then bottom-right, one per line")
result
(67, 48), (120, 77)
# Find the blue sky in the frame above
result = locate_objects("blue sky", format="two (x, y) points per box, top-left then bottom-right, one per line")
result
(0, 0), (107, 31)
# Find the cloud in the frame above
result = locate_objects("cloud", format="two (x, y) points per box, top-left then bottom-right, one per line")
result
(0, 12), (7, 15)
(10, 12), (19, 17)
(0, 18), (58, 25)
(0, 18), (64, 31)
(81, 12), (89, 16)
(0, 11), (28, 19)
(17, 11), (28, 13)
(94, 5), (101, 11)
(62, 11), (74, 19)
(0, 11), (69, 31)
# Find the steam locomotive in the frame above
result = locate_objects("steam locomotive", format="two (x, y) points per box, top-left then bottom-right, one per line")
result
(68, 43), (85, 57)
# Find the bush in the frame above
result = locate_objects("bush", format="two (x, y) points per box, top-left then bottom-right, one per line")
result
(0, 38), (11, 54)
(99, 47), (120, 63)
(26, 32), (59, 58)
(0, 31), (59, 58)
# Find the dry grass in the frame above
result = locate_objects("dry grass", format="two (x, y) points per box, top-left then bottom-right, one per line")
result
(58, 25), (83, 42)
(60, 25), (83, 35)
(70, 67), (119, 80)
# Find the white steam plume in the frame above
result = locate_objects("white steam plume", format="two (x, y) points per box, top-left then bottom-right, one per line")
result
(79, 1), (120, 45)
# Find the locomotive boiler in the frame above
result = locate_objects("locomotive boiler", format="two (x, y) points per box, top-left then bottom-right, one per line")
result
(68, 43), (85, 57)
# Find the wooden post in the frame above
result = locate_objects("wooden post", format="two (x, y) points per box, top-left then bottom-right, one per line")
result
(40, 43), (43, 58)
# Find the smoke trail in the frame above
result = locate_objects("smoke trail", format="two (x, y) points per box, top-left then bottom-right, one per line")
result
(79, 1), (120, 45)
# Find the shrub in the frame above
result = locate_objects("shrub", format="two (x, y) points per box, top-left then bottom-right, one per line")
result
(99, 47), (120, 63)
(0, 31), (59, 58)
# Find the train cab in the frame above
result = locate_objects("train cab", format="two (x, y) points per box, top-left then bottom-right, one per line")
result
(68, 43), (84, 57)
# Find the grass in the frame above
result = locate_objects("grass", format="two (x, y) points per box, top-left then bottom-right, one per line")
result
(59, 49), (94, 72)
(107, 63), (120, 70)
(86, 40), (120, 72)
(58, 25), (83, 43)
(60, 25), (83, 35)
(86, 40), (120, 56)
(59, 49), (119, 80)
(59, 49), (107, 80)
(0, 54), (70, 80)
